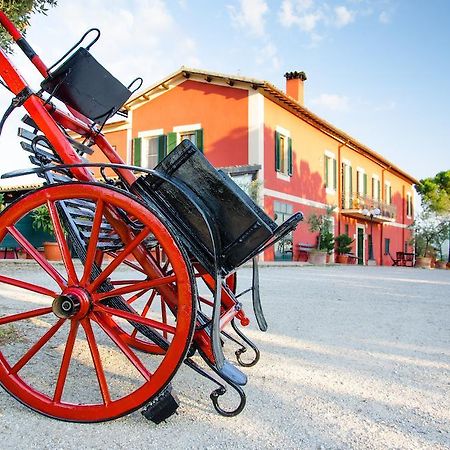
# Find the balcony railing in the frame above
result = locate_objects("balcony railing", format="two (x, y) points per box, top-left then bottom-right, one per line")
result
(341, 193), (396, 220)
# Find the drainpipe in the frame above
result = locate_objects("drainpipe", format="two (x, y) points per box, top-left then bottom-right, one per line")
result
(337, 140), (349, 237)
(380, 165), (392, 266)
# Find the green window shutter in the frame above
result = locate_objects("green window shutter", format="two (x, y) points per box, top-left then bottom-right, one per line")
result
(389, 185), (392, 204)
(167, 132), (177, 153)
(133, 137), (142, 167)
(275, 131), (281, 172)
(157, 134), (167, 162)
(363, 173), (368, 196)
(195, 129), (204, 153)
(324, 156), (329, 187)
(333, 158), (337, 190)
(287, 137), (293, 176)
(377, 179), (381, 199)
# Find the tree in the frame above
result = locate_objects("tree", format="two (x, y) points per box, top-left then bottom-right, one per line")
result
(307, 205), (335, 254)
(415, 170), (450, 214)
(415, 170), (450, 262)
(410, 209), (449, 259)
(0, 0), (57, 52)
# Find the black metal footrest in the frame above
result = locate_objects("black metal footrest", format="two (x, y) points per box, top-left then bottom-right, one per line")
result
(141, 384), (180, 424)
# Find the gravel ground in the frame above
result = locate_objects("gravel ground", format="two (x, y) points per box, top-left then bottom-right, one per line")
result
(0, 263), (449, 450)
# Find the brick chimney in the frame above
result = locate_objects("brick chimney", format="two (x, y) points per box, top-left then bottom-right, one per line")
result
(284, 71), (307, 105)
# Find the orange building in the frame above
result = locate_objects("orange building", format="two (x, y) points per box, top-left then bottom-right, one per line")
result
(99, 67), (418, 265)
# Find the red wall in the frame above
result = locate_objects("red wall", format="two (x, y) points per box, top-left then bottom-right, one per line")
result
(132, 80), (249, 167)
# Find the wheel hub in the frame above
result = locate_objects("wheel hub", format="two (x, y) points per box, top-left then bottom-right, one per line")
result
(52, 288), (91, 319)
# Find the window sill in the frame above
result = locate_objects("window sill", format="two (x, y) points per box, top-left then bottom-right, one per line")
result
(276, 172), (291, 182)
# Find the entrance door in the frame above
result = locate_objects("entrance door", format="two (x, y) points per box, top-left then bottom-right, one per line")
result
(356, 225), (365, 265)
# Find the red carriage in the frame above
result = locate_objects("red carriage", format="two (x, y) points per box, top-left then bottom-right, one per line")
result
(0, 11), (302, 423)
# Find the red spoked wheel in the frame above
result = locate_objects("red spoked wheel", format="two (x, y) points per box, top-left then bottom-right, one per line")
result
(0, 183), (196, 422)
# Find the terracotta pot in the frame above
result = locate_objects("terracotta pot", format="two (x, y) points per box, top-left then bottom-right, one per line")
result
(43, 242), (62, 261)
(435, 260), (447, 269)
(308, 251), (327, 265)
(335, 254), (349, 264)
(415, 256), (432, 269)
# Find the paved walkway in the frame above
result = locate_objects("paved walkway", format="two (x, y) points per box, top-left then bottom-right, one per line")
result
(0, 264), (449, 449)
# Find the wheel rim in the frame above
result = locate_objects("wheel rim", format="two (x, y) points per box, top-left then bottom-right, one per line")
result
(0, 183), (195, 422)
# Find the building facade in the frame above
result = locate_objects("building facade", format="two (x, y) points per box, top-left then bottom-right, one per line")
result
(98, 67), (417, 265)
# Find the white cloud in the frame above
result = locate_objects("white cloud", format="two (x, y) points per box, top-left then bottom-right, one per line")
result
(0, 0), (201, 176)
(334, 5), (354, 28)
(279, 0), (321, 31)
(228, 0), (269, 37)
(374, 100), (396, 112)
(256, 42), (281, 70)
(311, 93), (350, 111)
(379, 10), (391, 24)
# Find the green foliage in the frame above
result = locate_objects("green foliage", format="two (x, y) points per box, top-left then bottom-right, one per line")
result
(319, 230), (335, 254)
(247, 179), (261, 204)
(308, 205), (335, 253)
(0, 0), (57, 52)
(32, 205), (54, 236)
(410, 209), (449, 258)
(0, 193), (4, 211)
(415, 170), (450, 214)
(335, 233), (354, 255)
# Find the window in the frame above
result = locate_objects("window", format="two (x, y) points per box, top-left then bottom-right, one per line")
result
(168, 125), (204, 154)
(356, 169), (367, 196)
(406, 192), (413, 217)
(384, 181), (392, 205)
(275, 130), (293, 176)
(341, 161), (352, 208)
(324, 151), (337, 192)
(372, 176), (381, 200)
(133, 133), (166, 168)
(385, 238), (390, 255)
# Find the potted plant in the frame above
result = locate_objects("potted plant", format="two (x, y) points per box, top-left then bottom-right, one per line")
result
(307, 206), (335, 265)
(32, 205), (62, 261)
(335, 234), (354, 264)
(411, 210), (448, 269)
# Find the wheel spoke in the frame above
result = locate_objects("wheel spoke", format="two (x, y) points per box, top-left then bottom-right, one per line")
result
(53, 320), (79, 403)
(47, 200), (79, 285)
(10, 319), (65, 375)
(81, 318), (111, 405)
(93, 312), (152, 381)
(161, 299), (168, 339)
(0, 306), (53, 326)
(130, 291), (157, 339)
(81, 199), (104, 286)
(95, 275), (176, 301)
(127, 289), (149, 305)
(6, 226), (66, 289)
(0, 275), (57, 297)
(88, 227), (151, 293)
(94, 304), (176, 335)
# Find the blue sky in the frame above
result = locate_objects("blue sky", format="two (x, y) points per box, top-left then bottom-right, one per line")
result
(1, 0), (449, 184)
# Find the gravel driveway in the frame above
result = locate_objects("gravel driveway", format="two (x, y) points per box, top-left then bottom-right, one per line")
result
(0, 264), (449, 449)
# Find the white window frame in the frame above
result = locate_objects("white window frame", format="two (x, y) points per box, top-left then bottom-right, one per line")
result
(276, 125), (291, 181)
(324, 150), (336, 195)
(372, 174), (380, 200)
(384, 180), (392, 205)
(173, 123), (201, 145)
(356, 167), (366, 196)
(406, 192), (413, 218)
(137, 128), (164, 169)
